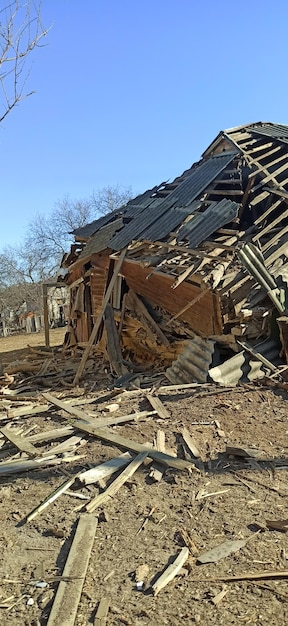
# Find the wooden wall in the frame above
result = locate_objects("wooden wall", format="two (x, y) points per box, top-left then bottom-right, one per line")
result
(120, 260), (222, 337)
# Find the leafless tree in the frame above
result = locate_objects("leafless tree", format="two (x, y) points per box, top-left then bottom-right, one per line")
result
(91, 184), (133, 216)
(0, 0), (49, 123)
(0, 185), (134, 312)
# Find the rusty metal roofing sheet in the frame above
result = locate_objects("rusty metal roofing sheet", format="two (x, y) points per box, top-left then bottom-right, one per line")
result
(77, 218), (123, 260)
(165, 335), (215, 384)
(110, 152), (237, 251)
(177, 198), (239, 248)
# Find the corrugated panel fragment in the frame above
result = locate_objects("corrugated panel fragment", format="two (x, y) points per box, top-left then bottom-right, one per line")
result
(209, 339), (283, 386)
(77, 218), (123, 260)
(72, 210), (120, 239)
(250, 123), (288, 144)
(166, 335), (215, 384)
(238, 242), (285, 314)
(177, 198), (238, 247)
(140, 203), (198, 242)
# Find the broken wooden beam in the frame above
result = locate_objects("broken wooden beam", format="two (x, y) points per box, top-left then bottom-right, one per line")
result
(145, 393), (170, 419)
(0, 426), (39, 458)
(47, 514), (98, 626)
(85, 451), (147, 512)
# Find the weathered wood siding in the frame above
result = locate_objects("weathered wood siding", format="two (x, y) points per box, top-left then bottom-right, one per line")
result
(121, 260), (222, 337)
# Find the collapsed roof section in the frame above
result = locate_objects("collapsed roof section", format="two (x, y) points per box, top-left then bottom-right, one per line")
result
(63, 122), (288, 385)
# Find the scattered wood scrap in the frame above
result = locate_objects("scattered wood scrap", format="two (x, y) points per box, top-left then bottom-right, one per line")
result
(47, 514), (98, 626)
(151, 547), (189, 596)
(94, 597), (110, 626)
(85, 452), (148, 512)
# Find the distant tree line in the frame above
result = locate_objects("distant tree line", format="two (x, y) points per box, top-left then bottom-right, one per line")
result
(0, 186), (133, 314)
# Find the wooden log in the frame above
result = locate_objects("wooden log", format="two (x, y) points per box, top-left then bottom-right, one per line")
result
(47, 515), (98, 626)
(73, 248), (127, 384)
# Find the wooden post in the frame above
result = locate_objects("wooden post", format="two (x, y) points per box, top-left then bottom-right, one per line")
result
(73, 248), (127, 385)
(43, 283), (50, 347)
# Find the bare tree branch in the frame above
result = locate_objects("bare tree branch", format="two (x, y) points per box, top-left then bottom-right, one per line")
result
(0, 0), (49, 123)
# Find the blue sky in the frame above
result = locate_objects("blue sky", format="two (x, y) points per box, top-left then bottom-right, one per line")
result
(1, 0), (288, 249)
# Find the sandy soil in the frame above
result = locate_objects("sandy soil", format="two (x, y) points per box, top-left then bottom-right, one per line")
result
(0, 337), (288, 625)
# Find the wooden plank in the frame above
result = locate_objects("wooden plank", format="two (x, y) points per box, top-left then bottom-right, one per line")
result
(47, 515), (97, 626)
(104, 303), (127, 376)
(0, 452), (83, 476)
(182, 427), (201, 458)
(127, 290), (169, 346)
(42, 393), (156, 428)
(43, 283), (50, 348)
(149, 430), (166, 482)
(152, 548), (189, 595)
(25, 474), (80, 523)
(254, 198), (282, 225)
(253, 207), (288, 242)
(43, 395), (193, 470)
(166, 288), (209, 326)
(94, 597), (110, 626)
(85, 451), (147, 512)
(247, 144), (281, 164)
(73, 248), (127, 385)
(7, 403), (50, 419)
(0, 426), (39, 457)
(77, 452), (132, 486)
(145, 393), (170, 419)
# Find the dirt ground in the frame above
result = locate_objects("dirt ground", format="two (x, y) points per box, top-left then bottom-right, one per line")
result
(1, 332), (288, 625)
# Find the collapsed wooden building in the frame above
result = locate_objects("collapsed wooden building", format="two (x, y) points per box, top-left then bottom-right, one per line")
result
(62, 122), (288, 385)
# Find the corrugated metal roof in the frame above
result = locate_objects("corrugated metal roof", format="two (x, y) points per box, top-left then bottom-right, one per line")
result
(157, 151), (237, 208)
(109, 197), (176, 250)
(165, 335), (215, 384)
(124, 196), (164, 218)
(250, 123), (288, 144)
(177, 199), (239, 248)
(140, 203), (198, 242)
(72, 211), (120, 239)
(77, 218), (124, 260)
(110, 152), (237, 251)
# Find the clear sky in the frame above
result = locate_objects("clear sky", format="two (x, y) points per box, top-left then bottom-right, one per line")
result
(1, 0), (288, 249)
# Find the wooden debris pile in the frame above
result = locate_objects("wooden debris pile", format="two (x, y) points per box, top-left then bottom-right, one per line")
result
(0, 373), (288, 621)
